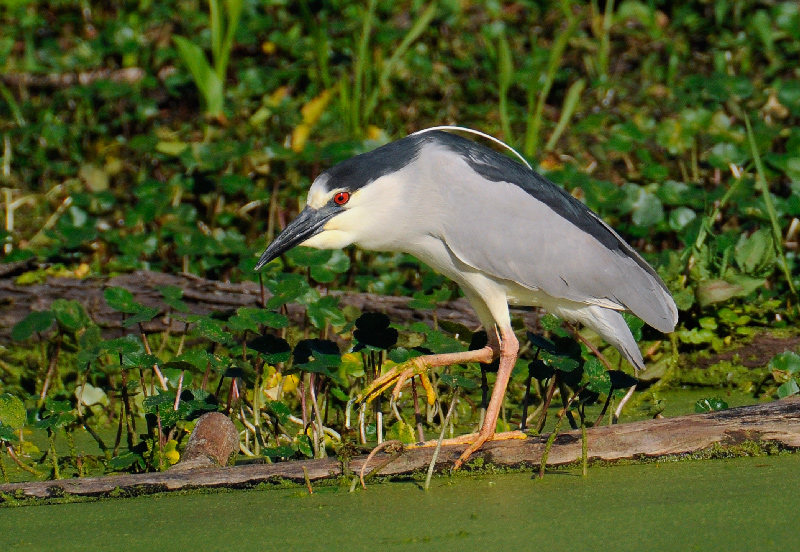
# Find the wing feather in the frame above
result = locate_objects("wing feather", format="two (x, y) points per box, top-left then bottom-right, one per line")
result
(425, 148), (678, 333)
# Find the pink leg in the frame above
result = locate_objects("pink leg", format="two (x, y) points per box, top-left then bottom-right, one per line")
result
(453, 326), (519, 469)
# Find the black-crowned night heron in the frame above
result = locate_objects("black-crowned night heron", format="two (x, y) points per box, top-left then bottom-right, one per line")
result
(256, 127), (678, 468)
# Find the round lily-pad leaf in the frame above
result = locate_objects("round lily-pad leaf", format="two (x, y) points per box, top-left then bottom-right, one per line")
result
(540, 350), (579, 373)
(354, 312), (398, 350)
(292, 340), (341, 379)
(526, 332), (556, 353)
(528, 359), (555, 381)
(0, 393), (26, 430)
(51, 299), (90, 332)
(247, 334), (292, 364)
(439, 373), (477, 390)
(11, 310), (55, 341)
(103, 286), (142, 314)
(608, 370), (639, 390)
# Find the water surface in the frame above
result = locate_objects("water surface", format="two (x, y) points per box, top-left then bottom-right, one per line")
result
(2, 453), (796, 552)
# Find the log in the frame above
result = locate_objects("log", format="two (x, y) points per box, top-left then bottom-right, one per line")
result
(2, 398), (798, 502)
(0, 269), (540, 342)
(169, 412), (239, 471)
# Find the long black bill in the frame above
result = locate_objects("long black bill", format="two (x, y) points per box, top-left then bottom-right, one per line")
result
(255, 205), (336, 270)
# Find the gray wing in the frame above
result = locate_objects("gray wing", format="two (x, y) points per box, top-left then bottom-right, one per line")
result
(430, 153), (678, 333)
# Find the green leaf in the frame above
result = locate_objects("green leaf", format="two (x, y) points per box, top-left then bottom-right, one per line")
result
(777, 379), (800, 399)
(171, 350), (211, 371)
(157, 286), (189, 312)
(266, 275), (312, 309)
(527, 332), (557, 353)
(354, 313), (399, 350)
(622, 313), (645, 341)
(121, 352), (158, 370)
(385, 419), (417, 444)
(694, 397), (729, 412)
(439, 373), (477, 390)
(330, 387), (349, 402)
(696, 277), (764, 307)
(668, 207), (697, 231)
(583, 358), (611, 395)
(295, 437), (313, 457)
(0, 393), (26, 430)
(163, 367), (192, 388)
(122, 306), (160, 328)
(540, 350), (579, 373)
(769, 351), (800, 375)
(698, 317), (718, 330)
(247, 334), (292, 364)
(311, 250), (351, 282)
(37, 398), (76, 429)
(408, 287), (451, 310)
(173, 35), (224, 116)
(103, 287), (142, 314)
(103, 335), (146, 356)
(194, 317), (234, 344)
(307, 295), (346, 329)
(0, 421), (16, 441)
(262, 445), (296, 459)
(11, 310), (55, 340)
(285, 246), (331, 267)
(539, 314), (563, 332)
(292, 339), (341, 371)
(388, 347), (423, 364)
(528, 359), (555, 380)
(228, 307), (288, 332)
(623, 183), (664, 227)
(265, 399), (292, 425)
(109, 452), (145, 471)
(227, 314), (259, 333)
(50, 299), (89, 332)
(734, 228), (775, 275)
(608, 370), (638, 390)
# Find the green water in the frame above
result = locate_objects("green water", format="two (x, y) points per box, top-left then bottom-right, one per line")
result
(2, 453), (797, 552)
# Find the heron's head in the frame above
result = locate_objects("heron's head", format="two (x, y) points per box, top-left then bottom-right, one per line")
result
(255, 138), (424, 270)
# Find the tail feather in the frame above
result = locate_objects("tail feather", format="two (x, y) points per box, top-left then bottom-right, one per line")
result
(570, 305), (645, 372)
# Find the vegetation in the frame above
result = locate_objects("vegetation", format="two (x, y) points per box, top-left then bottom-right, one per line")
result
(1, 0), (799, 483)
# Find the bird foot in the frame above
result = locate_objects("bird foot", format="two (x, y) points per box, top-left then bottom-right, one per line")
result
(407, 430), (528, 469)
(356, 357), (437, 406)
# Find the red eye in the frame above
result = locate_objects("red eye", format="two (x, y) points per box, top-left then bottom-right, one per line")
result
(333, 192), (350, 205)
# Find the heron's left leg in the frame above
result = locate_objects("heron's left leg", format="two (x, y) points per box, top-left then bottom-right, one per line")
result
(453, 325), (519, 469)
(357, 346), (496, 406)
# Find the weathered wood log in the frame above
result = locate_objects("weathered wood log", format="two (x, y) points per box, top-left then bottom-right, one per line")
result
(0, 68), (146, 88)
(0, 269), (541, 342)
(169, 412), (239, 471)
(2, 398), (798, 502)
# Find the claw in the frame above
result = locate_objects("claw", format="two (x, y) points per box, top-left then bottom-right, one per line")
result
(356, 366), (402, 404)
(357, 357), (437, 407)
(419, 372), (436, 405)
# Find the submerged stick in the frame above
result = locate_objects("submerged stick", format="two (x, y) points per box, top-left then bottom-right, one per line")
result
(359, 440), (403, 489)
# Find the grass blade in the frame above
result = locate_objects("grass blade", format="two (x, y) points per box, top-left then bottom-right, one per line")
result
(352, 0), (377, 133)
(545, 78), (585, 151)
(173, 35), (224, 116)
(497, 31), (514, 142)
(744, 113), (798, 298)
(218, 0), (244, 80)
(363, 3), (437, 125)
(524, 16), (578, 158)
